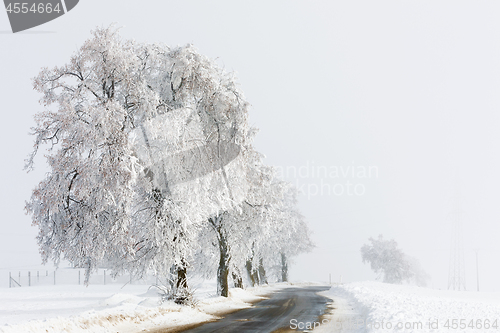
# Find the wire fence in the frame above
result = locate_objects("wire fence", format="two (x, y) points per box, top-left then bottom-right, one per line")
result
(7, 268), (158, 288)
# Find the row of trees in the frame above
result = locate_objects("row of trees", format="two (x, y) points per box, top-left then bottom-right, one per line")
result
(25, 26), (312, 301)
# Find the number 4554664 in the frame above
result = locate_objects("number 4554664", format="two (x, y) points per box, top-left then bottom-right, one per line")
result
(5, 3), (62, 14)
(444, 319), (498, 330)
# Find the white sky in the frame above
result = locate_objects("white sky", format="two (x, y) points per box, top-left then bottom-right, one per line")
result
(1, 0), (500, 290)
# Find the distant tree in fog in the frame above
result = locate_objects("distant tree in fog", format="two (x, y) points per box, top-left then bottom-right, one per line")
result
(361, 235), (429, 286)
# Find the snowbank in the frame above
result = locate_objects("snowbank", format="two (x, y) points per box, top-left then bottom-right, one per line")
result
(0, 281), (280, 333)
(318, 281), (500, 333)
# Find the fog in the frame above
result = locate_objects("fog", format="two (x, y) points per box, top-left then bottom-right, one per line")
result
(1, 1), (499, 290)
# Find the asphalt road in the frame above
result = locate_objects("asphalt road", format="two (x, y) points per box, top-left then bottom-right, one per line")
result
(177, 286), (332, 333)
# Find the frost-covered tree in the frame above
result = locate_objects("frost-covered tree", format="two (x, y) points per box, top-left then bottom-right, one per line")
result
(25, 26), (250, 290)
(25, 27), (150, 283)
(361, 235), (411, 284)
(192, 148), (275, 296)
(246, 181), (313, 284)
(120, 38), (253, 298)
(361, 235), (428, 285)
(192, 154), (313, 295)
(268, 184), (313, 282)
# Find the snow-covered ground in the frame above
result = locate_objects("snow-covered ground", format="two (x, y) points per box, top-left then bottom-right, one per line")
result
(0, 280), (280, 333)
(7, 279), (499, 333)
(317, 281), (500, 333)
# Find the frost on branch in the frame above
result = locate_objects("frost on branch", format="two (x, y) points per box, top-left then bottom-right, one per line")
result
(26, 26), (143, 280)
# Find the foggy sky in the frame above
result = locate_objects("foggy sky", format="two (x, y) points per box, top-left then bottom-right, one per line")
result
(1, 1), (500, 291)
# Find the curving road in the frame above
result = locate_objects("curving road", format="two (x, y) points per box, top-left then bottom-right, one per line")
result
(176, 286), (332, 333)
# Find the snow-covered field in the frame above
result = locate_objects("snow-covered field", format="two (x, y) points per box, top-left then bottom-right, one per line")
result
(0, 280), (279, 333)
(318, 281), (500, 333)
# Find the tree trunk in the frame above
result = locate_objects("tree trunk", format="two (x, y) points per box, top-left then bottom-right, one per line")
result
(258, 258), (268, 285)
(168, 265), (177, 290)
(246, 259), (259, 287)
(176, 263), (187, 290)
(232, 267), (244, 289)
(167, 263), (188, 291)
(217, 235), (230, 297)
(281, 252), (288, 282)
(210, 214), (231, 297)
(172, 259), (189, 304)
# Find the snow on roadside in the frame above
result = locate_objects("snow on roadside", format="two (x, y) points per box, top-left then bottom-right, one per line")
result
(318, 281), (500, 333)
(0, 282), (282, 333)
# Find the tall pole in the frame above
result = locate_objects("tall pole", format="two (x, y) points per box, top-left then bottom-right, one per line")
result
(475, 249), (479, 292)
(448, 194), (466, 291)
